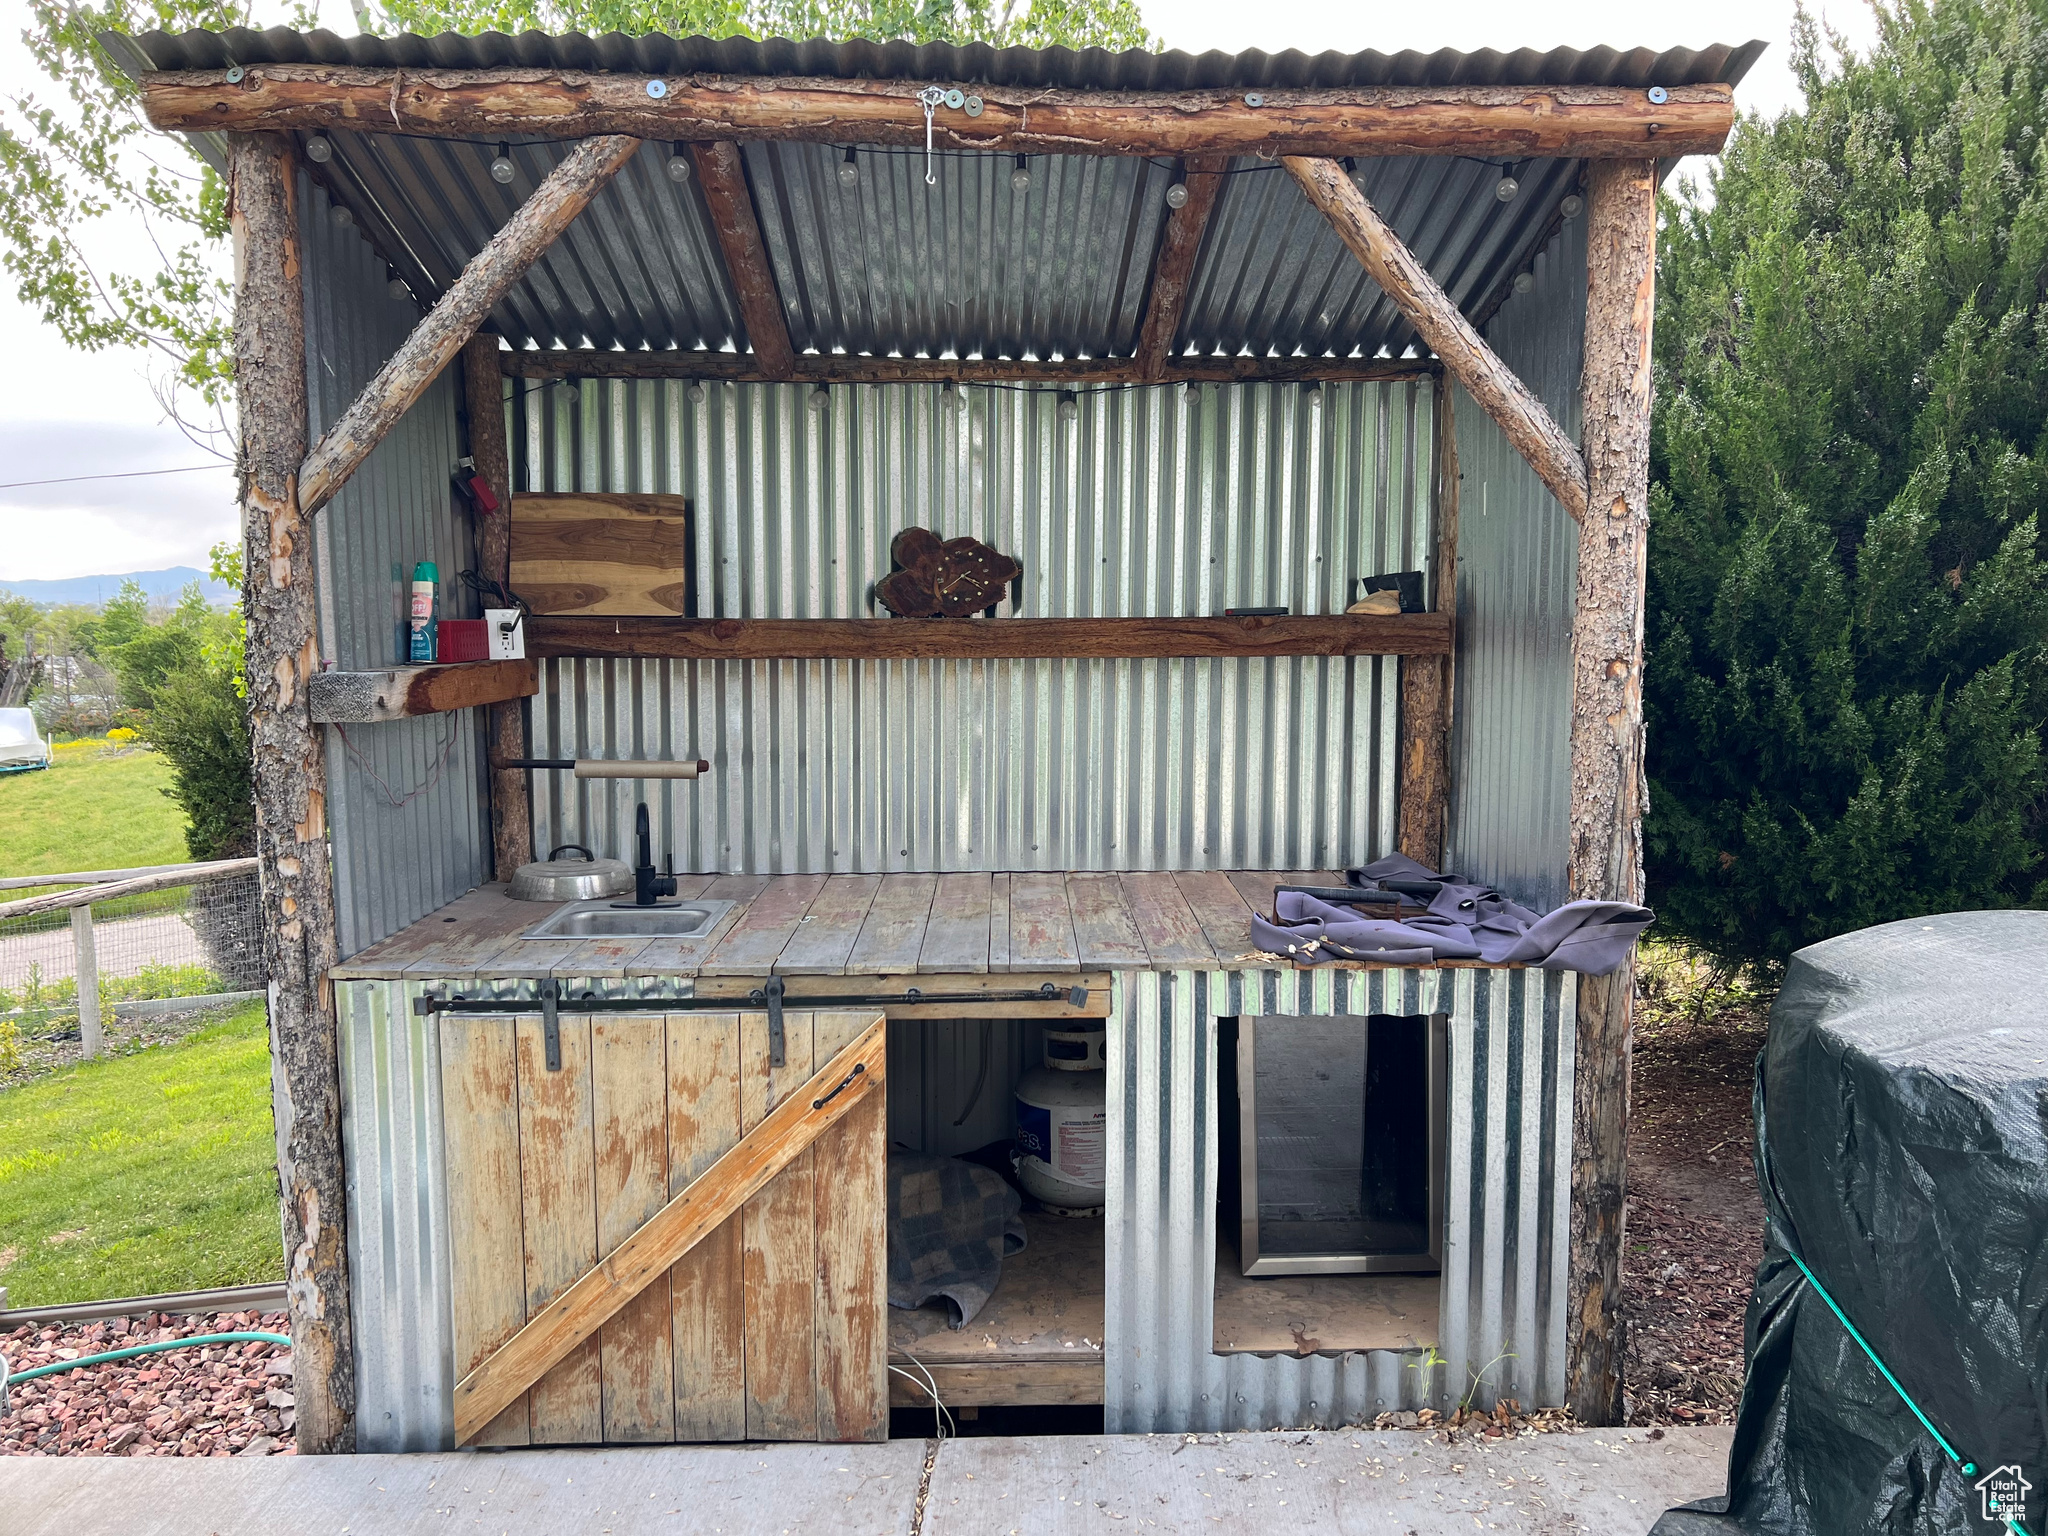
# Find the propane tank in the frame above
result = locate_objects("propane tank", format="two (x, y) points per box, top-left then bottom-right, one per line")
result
(1013, 1025), (1107, 1214)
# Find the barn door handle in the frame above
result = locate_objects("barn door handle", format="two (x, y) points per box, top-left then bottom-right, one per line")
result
(812, 1061), (866, 1110)
(541, 978), (562, 1072)
(749, 974), (787, 1068)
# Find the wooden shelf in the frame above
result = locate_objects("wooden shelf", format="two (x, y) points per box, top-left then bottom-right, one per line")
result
(309, 658), (538, 724)
(530, 613), (1451, 662)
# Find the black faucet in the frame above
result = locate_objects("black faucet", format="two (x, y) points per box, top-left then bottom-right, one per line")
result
(631, 802), (677, 907)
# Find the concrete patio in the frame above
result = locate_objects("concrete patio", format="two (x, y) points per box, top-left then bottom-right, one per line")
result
(0, 1424), (1732, 1534)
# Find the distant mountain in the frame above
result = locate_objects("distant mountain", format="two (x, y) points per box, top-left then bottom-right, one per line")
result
(0, 567), (234, 607)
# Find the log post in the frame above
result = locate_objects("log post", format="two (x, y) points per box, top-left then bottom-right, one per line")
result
(1134, 156), (1226, 379)
(460, 334), (531, 881)
(1398, 382), (1460, 868)
(690, 141), (796, 374)
(229, 132), (355, 1453)
(1565, 157), (1657, 1426)
(1284, 156), (1589, 521)
(298, 133), (641, 515)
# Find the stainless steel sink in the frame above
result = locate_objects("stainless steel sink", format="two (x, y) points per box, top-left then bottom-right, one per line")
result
(519, 898), (735, 940)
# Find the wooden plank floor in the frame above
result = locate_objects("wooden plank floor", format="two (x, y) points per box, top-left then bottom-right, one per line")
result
(332, 870), (1521, 982)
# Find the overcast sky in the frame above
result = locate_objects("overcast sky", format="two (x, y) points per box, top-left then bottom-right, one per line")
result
(0, 0), (1880, 583)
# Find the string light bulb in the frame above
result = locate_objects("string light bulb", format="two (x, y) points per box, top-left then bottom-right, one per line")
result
(1513, 271), (1535, 295)
(838, 147), (859, 187)
(490, 144), (516, 185)
(941, 381), (961, 413)
(386, 266), (411, 302)
(329, 204), (353, 228)
(1056, 390), (1079, 424)
(304, 135), (333, 164)
(1165, 178), (1189, 210)
(1494, 174), (1520, 202)
(1560, 193), (1585, 219)
(1011, 155), (1032, 193)
(667, 145), (693, 183)
(808, 386), (831, 413)
(686, 380), (706, 404)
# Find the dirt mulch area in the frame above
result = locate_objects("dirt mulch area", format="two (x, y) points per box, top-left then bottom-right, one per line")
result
(1, 1310), (294, 1457)
(2, 1001), (251, 1088)
(1622, 963), (1772, 1428)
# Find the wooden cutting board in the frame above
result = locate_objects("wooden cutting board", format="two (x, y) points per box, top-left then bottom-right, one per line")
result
(510, 493), (696, 616)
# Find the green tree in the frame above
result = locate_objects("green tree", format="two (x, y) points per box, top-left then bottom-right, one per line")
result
(93, 578), (214, 714)
(0, 0), (1148, 434)
(1647, 0), (2048, 969)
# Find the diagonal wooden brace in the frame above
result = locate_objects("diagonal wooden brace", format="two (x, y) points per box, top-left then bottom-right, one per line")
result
(298, 133), (642, 516)
(1284, 155), (1590, 522)
(451, 1014), (886, 1444)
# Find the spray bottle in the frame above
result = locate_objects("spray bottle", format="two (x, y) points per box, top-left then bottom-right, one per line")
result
(408, 560), (440, 663)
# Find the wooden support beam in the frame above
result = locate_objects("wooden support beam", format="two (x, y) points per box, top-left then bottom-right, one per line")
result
(1135, 157), (1226, 380)
(452, 1016), (886, 1444)
(227, 132), (354, 1454)
(460, 334), (532, 882)
(499, 349), (1430, 386)
(141, 70), (1737, 160)
(297, 134), (640, 515)
(688, 141), (796, 375)
(1398, 383), (1460, 869)
(1565, 158), (1657, 1428)
(1283, 156), (1590, 521)
(528, 613), (1453, 662)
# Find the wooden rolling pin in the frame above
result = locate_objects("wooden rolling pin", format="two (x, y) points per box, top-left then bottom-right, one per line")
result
(496, 758), (710, 778)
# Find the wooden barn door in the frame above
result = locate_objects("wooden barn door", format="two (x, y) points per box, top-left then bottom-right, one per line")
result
(440, 1008), (888, 1446)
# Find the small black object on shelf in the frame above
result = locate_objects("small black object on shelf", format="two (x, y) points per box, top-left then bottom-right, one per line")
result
(1356, 572), (1427, 613)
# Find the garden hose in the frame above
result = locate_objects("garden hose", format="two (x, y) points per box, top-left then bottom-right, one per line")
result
(0, 1331), (290, 1417)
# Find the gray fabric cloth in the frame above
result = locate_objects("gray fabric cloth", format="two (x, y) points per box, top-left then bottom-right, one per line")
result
(887, 1152), (1026, 1329)
(1246, 853), (1654, 975)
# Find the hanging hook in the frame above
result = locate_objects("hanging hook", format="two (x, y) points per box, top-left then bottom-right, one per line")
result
(917, 85), (948, 186)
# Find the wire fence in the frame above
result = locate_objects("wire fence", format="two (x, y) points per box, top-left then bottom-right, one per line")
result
(0, 867), (266, 1042)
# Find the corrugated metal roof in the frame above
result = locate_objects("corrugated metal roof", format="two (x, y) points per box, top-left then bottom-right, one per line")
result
(113, 27), (1763, 93)
(109, 27), (1762, 362)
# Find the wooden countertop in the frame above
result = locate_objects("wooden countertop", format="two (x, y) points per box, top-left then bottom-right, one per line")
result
(330, 869), (1370, 983)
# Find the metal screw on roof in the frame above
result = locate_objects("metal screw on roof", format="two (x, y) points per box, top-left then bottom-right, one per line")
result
(965, 95), (984, 117)
(944, 88), (966, 110)
(647, 79), (669, 99)
(224, 65), (244, 84)
(1560, 193), (1585, 219)
(1244, 92), (1265, 107)
(1495, 175), (1520, 202)
(1647, 86), (1670, 105)
(304, 135), (333, 164)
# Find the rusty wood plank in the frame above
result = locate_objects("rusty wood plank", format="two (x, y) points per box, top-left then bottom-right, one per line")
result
(440, 1015), (531, 1446)
(741, 1009), (817, 1440)
(812, 1011), (887, 1441)
(667, 1012), (746, 1441)
(775, 875), (883, 975)
(515, 1013), (602, 1443)
(1118, 871), (1216, 968)
(846, 874), (939, 975)
(701, 875), (829, 976)
(690, 140), (795, 374)
(1064, 873), (1149, 968)
(1172, 872), (1260, 964)
(592, 1017), (675, 1442)
(917, 873), (992, 974)
(1004, 874), (1079, 973)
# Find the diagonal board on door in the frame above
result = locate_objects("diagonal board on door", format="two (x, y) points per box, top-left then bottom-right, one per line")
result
(441, 1010), (887, 1445)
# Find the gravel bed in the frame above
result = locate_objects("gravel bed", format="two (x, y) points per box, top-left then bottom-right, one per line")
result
(1, 1310), (294, 1457)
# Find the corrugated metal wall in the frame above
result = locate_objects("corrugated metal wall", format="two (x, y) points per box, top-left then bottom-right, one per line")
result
(1445, 216), (1585, 911)
(1105, 965), (1575, 1432)
(301, 174), (491, 956)
(516, 378), (1434, 873)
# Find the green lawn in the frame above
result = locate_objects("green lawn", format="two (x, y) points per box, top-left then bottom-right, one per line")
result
(0, 1001), (282, 1306)
(0, 740), (190, 878)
